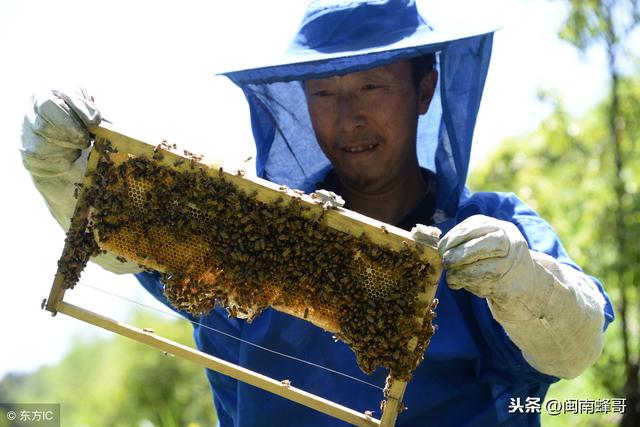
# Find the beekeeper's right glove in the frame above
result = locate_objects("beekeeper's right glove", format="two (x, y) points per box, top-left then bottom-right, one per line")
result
(21, 88), (141, 274)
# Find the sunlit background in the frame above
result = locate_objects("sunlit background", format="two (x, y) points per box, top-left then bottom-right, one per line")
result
(1, 0), (634, 425)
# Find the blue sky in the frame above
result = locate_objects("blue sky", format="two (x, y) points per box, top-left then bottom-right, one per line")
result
(0, 0), (623, 378)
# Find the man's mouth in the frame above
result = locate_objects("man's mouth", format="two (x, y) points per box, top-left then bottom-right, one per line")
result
(341, 143), (378, 153)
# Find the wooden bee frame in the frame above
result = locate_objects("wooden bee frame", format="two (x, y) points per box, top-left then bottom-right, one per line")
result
(44, 124), (442, 427)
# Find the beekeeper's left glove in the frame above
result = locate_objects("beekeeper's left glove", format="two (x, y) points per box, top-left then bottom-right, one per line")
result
(437, 215), (606, 379)
(21, 87), (141, 274)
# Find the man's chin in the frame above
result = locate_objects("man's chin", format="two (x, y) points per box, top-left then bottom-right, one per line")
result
(338, 171), (386, 194)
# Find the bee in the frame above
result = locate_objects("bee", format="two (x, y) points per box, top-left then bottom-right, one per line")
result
(156, 140), (175, 151)
(173, 158), (186, 167)
(142, 328), (155, 334)
(73, 182), (83, 199)
(280, 379), (291, 387)
(364, 410), (374, 418)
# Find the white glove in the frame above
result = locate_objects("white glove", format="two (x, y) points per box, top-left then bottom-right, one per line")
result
(437, 215), (606, 379)
(21, 88), (141, 275)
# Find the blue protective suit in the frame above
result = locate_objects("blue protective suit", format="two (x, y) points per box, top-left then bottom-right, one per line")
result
(135, 1), (614, 425)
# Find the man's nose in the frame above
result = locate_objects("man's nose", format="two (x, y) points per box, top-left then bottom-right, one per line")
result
(336, 93), (365, 131)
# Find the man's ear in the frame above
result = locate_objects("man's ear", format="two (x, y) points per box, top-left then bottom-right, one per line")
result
(417, 69), (438, 115)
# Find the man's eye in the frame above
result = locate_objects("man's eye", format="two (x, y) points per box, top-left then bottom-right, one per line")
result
(362, 84), (380, 91)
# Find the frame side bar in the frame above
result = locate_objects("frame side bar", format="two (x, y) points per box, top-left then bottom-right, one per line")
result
(56, 301), (380, 427)
(379, 379), (408, 427)
(45, 147), (102, 314)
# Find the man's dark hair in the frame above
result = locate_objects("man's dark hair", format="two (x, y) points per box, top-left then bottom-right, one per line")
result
(411, 53), (436, 88)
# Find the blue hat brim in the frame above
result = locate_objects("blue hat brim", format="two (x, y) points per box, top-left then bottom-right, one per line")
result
(220, 24), (499, 85)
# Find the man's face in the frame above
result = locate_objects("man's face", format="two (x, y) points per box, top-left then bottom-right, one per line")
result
(304, 59), (436, 193)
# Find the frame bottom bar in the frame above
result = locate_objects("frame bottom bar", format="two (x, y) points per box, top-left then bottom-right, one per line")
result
(55, 301), (381, 427)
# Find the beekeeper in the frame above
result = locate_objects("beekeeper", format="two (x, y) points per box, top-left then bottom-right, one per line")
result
(21, 0), (614, 425)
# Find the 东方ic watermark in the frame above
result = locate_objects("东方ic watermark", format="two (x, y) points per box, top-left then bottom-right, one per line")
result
(0, 403), (60, 426)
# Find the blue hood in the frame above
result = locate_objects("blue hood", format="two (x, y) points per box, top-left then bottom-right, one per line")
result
(221, 0), (497, 217)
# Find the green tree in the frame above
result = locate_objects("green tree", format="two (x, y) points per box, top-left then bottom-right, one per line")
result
(548, 0), (640, 424)
(470, 76), (639, 426)
(0, 310), (217, 427)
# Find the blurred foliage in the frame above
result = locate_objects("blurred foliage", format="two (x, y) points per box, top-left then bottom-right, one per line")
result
(0, 310), (217, 427)
(469, 76), (640, 426)
(555, 0), (639, 56)
(523, 1), (638, 423)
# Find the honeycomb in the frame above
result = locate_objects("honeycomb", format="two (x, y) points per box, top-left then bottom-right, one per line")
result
(59, 127), (442, 380)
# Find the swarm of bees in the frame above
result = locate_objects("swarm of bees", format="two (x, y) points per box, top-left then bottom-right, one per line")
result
(58, 136), (438, 381)
(55, 215), (102, 289)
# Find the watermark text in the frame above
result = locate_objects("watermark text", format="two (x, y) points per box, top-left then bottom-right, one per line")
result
(0, 403), (60, 426)
(508, 397), (626, 415)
